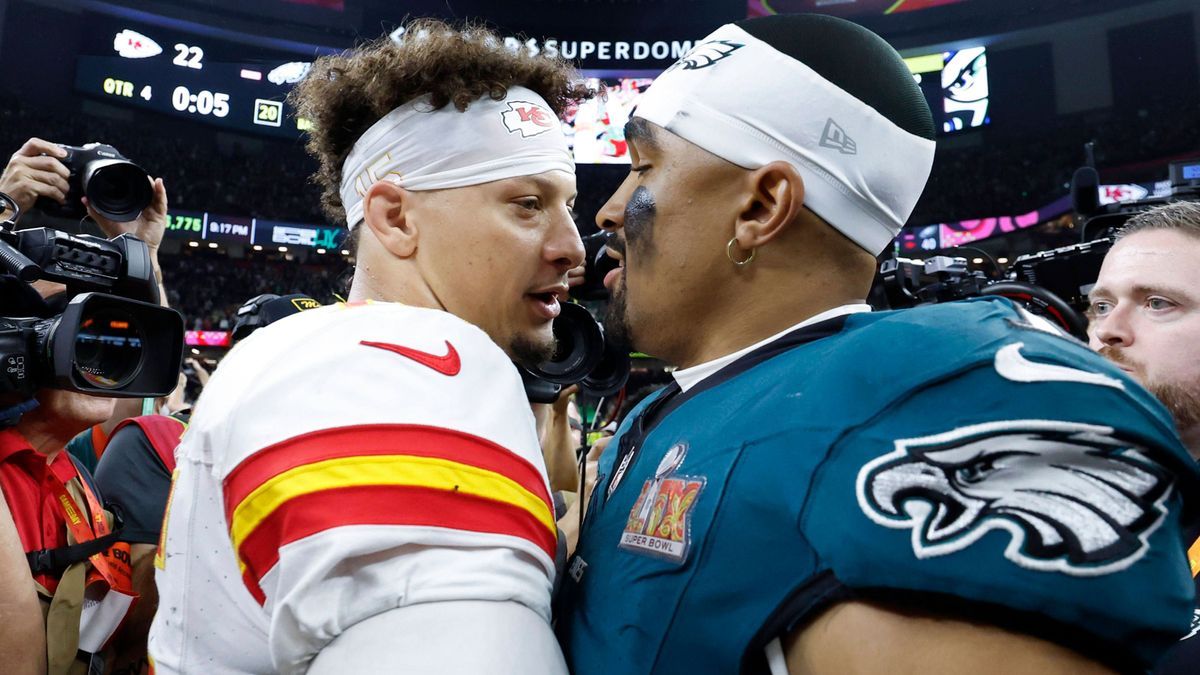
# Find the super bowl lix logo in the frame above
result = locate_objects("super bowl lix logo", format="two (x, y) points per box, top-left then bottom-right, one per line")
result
(619, 443), (705, 564)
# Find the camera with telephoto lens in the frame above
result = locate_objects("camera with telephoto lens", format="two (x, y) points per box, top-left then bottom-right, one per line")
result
(34, 143), (153, 223)
(520, 302), (630, 403)
(0, 191), (183, 402)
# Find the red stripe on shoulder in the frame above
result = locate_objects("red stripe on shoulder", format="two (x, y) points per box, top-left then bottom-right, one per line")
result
(236, 484), (557, 603)
(223, 424), (549, 523)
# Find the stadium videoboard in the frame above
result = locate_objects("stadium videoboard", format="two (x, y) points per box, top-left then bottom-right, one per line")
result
(73, 10), (987, 166)
(905, 47), (990, 134)
(74, 13), (327, 140)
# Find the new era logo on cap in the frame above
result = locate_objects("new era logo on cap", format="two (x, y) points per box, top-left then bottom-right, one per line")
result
(501, 101), (556, 138)
(820, 118), (857, 155)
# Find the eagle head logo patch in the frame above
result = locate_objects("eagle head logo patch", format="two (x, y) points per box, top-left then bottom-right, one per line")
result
(856, 420), (1172, 576)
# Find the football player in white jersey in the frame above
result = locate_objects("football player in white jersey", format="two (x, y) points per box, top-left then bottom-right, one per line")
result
(148, 20), (591, 674)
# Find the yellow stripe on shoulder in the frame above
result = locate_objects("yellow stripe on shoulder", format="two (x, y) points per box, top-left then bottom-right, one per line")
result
(228, 454), (556, 551)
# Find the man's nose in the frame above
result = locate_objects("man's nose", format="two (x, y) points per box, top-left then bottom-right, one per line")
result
(1090, 306), (1134, 349)
(546, 212), (585, 273)
(595, 175), (636, 233)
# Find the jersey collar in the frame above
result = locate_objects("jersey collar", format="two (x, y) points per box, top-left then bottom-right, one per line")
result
(672, 303), (872, 393)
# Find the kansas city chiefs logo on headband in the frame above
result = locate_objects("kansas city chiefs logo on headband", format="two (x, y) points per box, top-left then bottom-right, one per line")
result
(501, 101), (556, 138)
(665, 39), (744, 73)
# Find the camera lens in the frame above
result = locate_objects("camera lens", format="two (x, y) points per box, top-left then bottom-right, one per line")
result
(529, 303), (603, 383)
(85, 162), (152, 222)
(73, 307), (144, 389)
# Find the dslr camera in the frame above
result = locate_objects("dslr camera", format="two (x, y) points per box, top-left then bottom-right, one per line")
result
(34, 143), (153, 222)
(0, 191), (183, 403)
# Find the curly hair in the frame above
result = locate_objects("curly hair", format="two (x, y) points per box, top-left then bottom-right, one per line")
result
(289, 19), (593, 225)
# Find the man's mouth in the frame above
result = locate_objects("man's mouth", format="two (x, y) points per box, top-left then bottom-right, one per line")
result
(526, 284), (568, 320)
(603, 244), (625, 290)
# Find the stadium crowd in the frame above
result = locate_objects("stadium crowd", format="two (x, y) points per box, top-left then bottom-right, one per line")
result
(162, 251), (348, 330)
(0, 11), (1197, 675)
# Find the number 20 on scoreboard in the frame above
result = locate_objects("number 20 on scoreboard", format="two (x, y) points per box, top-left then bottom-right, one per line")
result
(254, 99), (283, 128)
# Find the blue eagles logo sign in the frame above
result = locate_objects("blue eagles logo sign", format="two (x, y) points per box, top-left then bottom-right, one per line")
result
(856, 420), (1173, 576)
(665, 40), (743, 73)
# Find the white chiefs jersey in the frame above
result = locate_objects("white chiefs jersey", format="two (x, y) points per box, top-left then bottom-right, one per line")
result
(148, 302), (556, 674)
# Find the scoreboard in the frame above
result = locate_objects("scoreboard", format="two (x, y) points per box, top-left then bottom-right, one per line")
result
(165, 208), (347, 250)
(73, 11), (990, 150)
(74, 13), (331, 139)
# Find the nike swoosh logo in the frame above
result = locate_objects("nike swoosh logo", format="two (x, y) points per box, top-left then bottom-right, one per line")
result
(994, 342), (1124, 390)
(360, 340), (461, 376)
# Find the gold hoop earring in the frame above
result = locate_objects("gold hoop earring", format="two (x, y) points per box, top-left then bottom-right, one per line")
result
(726, 236), (756, 266)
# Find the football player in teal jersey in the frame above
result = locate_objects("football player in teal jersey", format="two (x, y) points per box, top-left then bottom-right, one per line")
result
(556, 13), (1200, 675)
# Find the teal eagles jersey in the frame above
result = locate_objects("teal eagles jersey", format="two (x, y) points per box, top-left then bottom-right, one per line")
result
(556, 298), (1200, 674)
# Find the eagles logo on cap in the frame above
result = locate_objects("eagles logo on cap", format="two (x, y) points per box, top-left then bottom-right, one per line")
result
(665, 40), (744, 73)
(501, 101), (556, 138)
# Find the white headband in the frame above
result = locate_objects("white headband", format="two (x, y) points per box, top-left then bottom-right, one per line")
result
(634, 24), (936, 254)
(340, 86), (574, 229)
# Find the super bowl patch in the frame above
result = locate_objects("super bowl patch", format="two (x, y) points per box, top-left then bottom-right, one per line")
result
(619, 443), (705, 563)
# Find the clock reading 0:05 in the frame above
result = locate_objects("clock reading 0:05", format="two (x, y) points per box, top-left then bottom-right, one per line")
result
(171, 86), (230, 118)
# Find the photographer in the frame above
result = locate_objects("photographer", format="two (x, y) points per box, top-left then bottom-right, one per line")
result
(0, 137), (170, 311)
(1087, 200), (1200, 675)
(0, 138), (175, 673)
(1, 380), (126, 674)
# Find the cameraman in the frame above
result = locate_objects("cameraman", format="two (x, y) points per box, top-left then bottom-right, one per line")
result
(1087, 200), (1200, 675)
(0, 135), (175, 479)
(1, 383), (124, 674)
(0, 139), (172, 672)
(0, 136), (170, 308)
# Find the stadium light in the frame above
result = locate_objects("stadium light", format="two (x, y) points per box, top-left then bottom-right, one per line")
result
(208, 242), (219, 249)
(253, 245), (263, 251)
(317, 248), (326, 254)
(341, 249), (351, 255)
(188, 241), (199, 247)
(997, 257), (1009, 264)
(278, 246), (288, 252)
(972, 257), (984, 264)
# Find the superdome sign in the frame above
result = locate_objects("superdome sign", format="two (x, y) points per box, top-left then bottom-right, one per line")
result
(371, 2), (743, 69)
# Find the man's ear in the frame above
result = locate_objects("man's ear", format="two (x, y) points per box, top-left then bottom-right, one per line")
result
(733, 161), (805, 248)
(362, 179), (417, 258)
